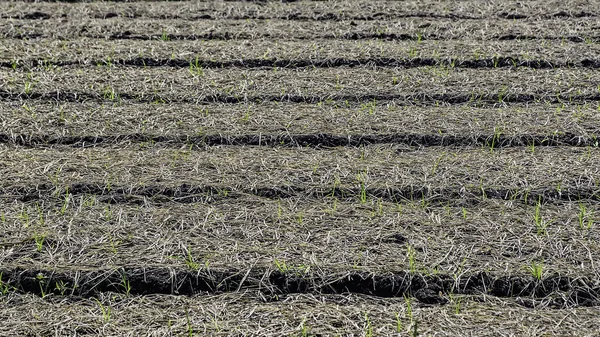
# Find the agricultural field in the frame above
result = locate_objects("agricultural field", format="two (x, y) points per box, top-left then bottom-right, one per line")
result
(1, 0), (600, 335)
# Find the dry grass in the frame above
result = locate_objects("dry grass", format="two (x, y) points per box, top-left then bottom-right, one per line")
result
(2, 292), (600, 337)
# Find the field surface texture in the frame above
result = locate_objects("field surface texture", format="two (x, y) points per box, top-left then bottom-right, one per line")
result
(1, 0), (600, 336)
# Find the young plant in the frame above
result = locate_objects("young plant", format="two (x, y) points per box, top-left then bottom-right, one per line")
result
(161, 29), (170, 41)
(300, 319), (310, 337)
(185, 250), (200, 271)
(404, 294), (413, 323)
(488, 126), (502, 152)
(533, 197), (549, 235)
(120, 273), (131, 296)
(34, 232), (45, 253)
(395, 312), (402, 333)
(0, 272), (13, 295)
(189, 56), (204, 77)
(529, 261), (543, 280)
(578, 204), (594, 230)
(95, 298), (111, 323)
(36, 273), (49, 298)
(364, 312), (373, 337)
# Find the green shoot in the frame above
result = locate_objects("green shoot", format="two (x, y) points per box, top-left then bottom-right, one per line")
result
(529, 261), (543, 280)
(189, 56), (204, 77)
(161, 29), (170, 41)
(395, 312), (402, 333)
(364, 312), (373, 337)
(95, 299), (111, 323)
(120, 273), (131, 296)
(185, 250), (200, 271)
(533, 197), (548, 235)
(578, 204), (594, 230)
(404, 295), (413, 322)
(34, 232), (45, 252)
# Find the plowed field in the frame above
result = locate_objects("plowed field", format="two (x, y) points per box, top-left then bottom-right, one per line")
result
(1, 1), (599, 336)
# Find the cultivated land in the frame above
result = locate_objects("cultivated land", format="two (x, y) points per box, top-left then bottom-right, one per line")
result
(1, 0), (599, 336)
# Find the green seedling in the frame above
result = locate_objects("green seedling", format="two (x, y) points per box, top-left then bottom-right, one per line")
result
(364, 312), (373, 337)
(103, 86), (116, 101)
(404, 295), (413, 322)
(449, 293), (462, 314)
(34, 232), (45, 253)
(161, 29), (170, 41)
(55, 280), (68, 296)
(189, 56), (204, 77)
(60, 188), (70, 215)
(578, 204), (594, 230)
(488, 126), (502, 152)
(300, 318), (310, 337)
(274, 259), (289, 273)
(185, 250), (200, 271)
(360, 99), (377, 115)
(296, 212), (304, 225)
(186, 310), (194, 336)
(36, 273), (49, 298)
(0, 272), (13, 295)
(120, 273), (131, 296)
(360, 182), (368, 204)
(95, 298), (111, 323)
(395, 312), (403, 333)
(19, 208), (30, 228)
(24, 81), (34, 95)
(529, 261), (543, 280)
(533, 197), (549, 235)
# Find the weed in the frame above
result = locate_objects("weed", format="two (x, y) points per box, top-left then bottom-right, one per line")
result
(461, 207), (467, 220)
